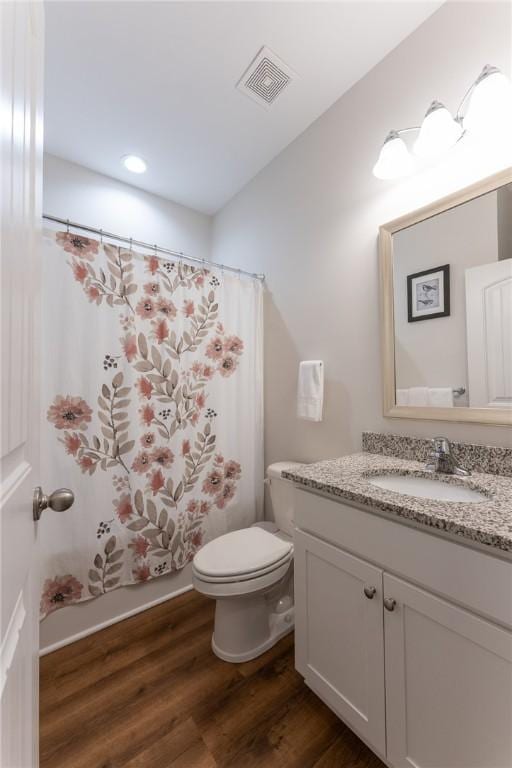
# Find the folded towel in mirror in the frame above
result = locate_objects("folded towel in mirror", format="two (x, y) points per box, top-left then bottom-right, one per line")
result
(408, 387), (430, 407)
(428, 387), (453, 407)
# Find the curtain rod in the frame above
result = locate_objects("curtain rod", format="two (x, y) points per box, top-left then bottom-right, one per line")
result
(42, 215), (265, 282)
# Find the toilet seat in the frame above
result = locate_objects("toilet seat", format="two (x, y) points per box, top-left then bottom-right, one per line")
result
(193, 526), (293, 581)
(193, 557), (293, 599)
(194, 549), (293, 584)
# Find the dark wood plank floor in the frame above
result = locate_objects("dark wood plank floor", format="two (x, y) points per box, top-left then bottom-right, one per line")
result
(40, 589), (385, 768)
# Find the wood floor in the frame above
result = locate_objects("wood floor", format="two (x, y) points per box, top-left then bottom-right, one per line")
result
(40, 589), (385, 768)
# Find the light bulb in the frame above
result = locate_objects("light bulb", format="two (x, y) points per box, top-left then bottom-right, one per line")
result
(373, 131), (413, 180)
(463, 65), (512, 137)
(413, 101), (463, 158)
(121, 154), (147, 173)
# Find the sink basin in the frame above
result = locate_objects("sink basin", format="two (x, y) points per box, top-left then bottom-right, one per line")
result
(368, 474), (488, 502)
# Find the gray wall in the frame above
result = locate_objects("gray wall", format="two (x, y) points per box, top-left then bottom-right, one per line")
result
(498, 185), (512, 261)
(212, 0), (512, 468)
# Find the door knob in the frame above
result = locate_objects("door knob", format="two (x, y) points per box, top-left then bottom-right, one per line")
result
(384, 597), (397, 612)
(33, 487), (74, 521)
(363, 586), (377, 599)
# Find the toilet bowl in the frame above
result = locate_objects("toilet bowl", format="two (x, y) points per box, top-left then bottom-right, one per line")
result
(192, 462), (300, 663)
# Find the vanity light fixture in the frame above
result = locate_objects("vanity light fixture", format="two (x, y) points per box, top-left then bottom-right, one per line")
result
(121, 154), (147, 174)
(373, 64), (512, 179)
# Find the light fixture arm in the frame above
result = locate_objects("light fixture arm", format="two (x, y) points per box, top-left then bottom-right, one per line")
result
(380, 126), (420, 145)
(394, 126), (421, 136)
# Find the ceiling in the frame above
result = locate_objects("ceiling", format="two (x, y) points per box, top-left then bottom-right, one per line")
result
(44, 1), (443, 214)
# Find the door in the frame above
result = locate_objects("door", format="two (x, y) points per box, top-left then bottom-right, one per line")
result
(294, 530), (386, 757)
(466, 259), (512, 408)
(1, 2), (44, 765)
(384, 573), (512, 768)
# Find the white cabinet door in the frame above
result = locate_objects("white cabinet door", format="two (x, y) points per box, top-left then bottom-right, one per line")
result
(384, 573), (512, 768)
(294, 530), (386, 757)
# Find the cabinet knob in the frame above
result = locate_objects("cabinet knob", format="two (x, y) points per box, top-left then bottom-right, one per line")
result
(384, 597), (397, 612)
(363, 586), (377, 600)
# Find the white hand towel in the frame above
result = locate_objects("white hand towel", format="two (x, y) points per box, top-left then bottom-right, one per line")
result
(408, 387), (429, 407)
(396, 389), (410, 406)
(297, 361), (324, 421)
(428, 387), (453, 407)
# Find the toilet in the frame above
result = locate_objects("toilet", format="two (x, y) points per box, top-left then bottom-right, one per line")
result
(192, 462), (300, 663)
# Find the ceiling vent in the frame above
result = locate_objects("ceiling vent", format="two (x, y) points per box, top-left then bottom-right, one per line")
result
(236, 46), (294, 108)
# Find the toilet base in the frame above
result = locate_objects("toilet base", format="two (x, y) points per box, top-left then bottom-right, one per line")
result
(211, 605), (294, 663)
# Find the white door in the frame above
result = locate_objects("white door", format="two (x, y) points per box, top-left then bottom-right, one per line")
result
(1, 3), (44, 766)
(294, 530), (386, 758)
(384, 573), (512, 768)
(466, 259), (512, 408)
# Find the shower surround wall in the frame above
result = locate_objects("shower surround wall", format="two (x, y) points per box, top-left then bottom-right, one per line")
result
(41, 155), (214, 652)
(212, 0), (512, 472)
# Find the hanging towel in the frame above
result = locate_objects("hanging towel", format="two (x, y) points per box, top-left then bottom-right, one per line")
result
(297, 361), (324, 421)
(428, 388), (453, 407)
(408, 387), (430, 407)
(396, 389), (410, 406)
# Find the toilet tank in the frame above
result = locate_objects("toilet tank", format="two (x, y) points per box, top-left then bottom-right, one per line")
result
(266, 462), (302, 537)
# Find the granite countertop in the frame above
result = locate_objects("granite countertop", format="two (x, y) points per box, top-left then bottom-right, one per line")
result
(283, 453), (512, 554)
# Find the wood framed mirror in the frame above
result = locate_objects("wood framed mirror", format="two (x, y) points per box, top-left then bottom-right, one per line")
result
(379, 167), (512, 426)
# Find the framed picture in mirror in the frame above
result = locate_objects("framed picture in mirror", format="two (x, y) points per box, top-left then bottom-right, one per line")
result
(407, 264), (450, 322)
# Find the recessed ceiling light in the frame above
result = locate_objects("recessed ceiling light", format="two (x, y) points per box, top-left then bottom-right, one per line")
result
(121, 154), (147, 173)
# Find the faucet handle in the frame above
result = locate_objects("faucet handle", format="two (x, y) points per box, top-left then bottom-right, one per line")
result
(432, 436), (451, 455)
(428, 437), (471, 476)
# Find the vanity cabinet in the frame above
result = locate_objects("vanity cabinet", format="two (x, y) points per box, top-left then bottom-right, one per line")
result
(294, 489), (512, 768)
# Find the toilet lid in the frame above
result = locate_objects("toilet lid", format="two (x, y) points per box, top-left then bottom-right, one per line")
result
(193, 527), (293, 578)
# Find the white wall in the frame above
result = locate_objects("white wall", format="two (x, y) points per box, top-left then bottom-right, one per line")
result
(212, 0), (512, 470)
(40, 155), (212, 652)
(393, 191), (498, 401)
(43, 153), (212, 259)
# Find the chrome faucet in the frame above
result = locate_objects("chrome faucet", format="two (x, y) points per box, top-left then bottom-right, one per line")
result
(425, 437), (471, 476)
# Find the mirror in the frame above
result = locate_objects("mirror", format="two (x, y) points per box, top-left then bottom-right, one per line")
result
(379, 168), (512, 426)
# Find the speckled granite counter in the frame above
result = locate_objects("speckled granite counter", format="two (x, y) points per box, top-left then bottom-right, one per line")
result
(283, 453), (512, 554)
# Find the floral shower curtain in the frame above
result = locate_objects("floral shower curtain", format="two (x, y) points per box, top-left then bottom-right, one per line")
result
(40, 228), (263, 618)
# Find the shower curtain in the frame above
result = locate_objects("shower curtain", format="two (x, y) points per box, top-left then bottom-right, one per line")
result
(39, 228), (263, 618)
